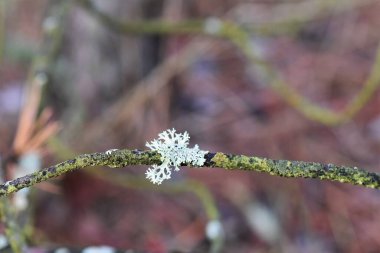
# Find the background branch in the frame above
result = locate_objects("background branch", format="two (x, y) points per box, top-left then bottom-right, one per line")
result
(78, 0), (380, 126)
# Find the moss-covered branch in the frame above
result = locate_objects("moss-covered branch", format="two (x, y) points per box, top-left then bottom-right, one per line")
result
(0, 150), (160, 197)
(206, 152), (380, 189)
(1, 149), (380, 197)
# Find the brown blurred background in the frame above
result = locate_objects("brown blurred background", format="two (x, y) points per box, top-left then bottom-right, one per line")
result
(1, 0), (380, 252)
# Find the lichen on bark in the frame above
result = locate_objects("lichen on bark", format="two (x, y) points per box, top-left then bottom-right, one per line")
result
(0, 150), (380, 197)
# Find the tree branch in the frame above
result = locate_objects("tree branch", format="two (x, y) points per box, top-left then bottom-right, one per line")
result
(1, 149), (379, 197)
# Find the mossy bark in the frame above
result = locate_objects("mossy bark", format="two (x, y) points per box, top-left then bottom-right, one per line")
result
(207, 152), (380, 189)
(1, 150), (380, 197)
(0, 149), (161, 197)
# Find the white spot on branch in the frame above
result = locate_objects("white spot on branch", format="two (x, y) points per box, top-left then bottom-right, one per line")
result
(105, 149), (118, 155)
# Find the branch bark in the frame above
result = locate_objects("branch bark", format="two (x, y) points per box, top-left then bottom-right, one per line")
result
(1, 149), (379, 197)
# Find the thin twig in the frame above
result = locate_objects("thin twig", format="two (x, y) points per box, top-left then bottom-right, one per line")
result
(1, 149), (379, 197)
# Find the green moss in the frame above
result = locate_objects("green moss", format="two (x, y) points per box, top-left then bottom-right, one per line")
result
(209, 152), (380, 189)
(0, 149), (162, 197)
(1, 149), (380, 197)
(211, 153), (230, 168)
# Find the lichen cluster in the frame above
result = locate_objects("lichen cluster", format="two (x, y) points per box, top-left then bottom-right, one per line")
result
(145, 129), (208, 184)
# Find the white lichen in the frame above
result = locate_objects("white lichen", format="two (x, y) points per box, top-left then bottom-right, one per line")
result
(105, 149), (118, 155)
(145, 129), (208, 184)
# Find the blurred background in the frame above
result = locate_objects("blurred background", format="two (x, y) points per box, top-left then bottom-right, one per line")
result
(1, 0), (380, 252)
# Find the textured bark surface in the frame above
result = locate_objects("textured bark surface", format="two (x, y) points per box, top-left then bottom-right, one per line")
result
(1, 149), (379, 197)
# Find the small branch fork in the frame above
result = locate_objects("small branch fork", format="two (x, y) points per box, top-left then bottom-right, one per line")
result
(0, 149), (379, 197)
